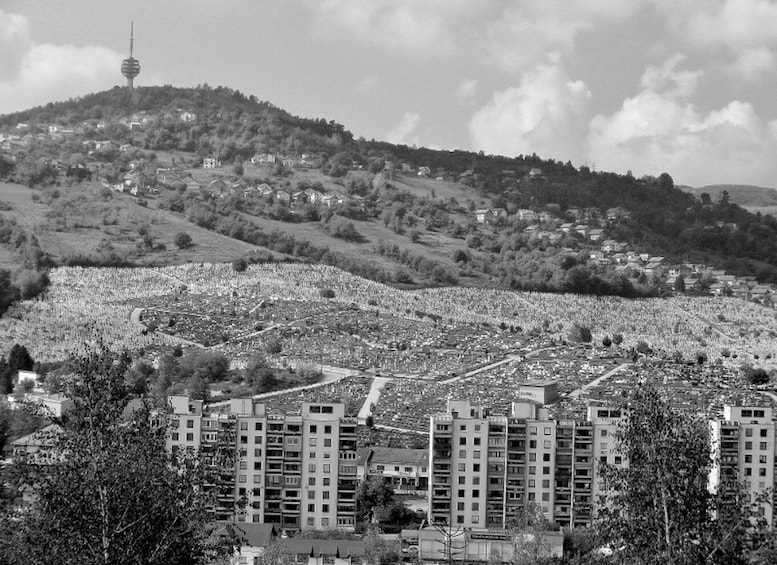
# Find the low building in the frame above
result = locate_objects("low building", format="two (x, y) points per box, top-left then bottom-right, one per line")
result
(417, 526), (563, 563)
(359, 447), (428, 492)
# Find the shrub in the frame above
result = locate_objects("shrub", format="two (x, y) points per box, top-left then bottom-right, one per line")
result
(174, 231), (193, 249)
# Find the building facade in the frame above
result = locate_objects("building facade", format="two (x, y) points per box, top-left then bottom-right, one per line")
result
(167, 396), (358, 532)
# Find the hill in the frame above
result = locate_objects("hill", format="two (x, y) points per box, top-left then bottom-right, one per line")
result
(2, 84), (777, 307)
(680, 184), (777, 212)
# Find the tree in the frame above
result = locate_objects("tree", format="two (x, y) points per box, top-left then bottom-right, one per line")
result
(598, 381), (767, 564)
(0, 357), (13, 394)
(232, 258), (247, 272)
(356, 476), (395, 524)
(174, 231), (193, 249)
(0, 349), (236, 564)
(8, 343), (34, 373)
(674, 274), (686, 293)
(568, 323), (592, 343)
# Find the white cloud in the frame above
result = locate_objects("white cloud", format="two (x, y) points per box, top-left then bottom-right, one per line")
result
(455, 79), (478, 105)
(0, 11), (123, 115)
(312, 0), (474, 57)
(386, 112), (420, 146)
(483, 1), (648, 74)
(656, 0), (777, 79)
(469, 61), (591, 163)
(587, 55), (777, 186)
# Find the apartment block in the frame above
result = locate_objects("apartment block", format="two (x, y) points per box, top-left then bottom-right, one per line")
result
(166, 396), (358, 532)
(429, 400), (625, 529)
(710, 405), (776, 526)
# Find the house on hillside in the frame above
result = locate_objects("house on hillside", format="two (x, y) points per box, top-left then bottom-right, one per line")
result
(206, 179), (228, 197)
(417, 166), (431, 177)
(588, 228), (605, 242)
(203, 157), (220, 169)
(251, 153), (276, 165)
(515, 209), (538, 223)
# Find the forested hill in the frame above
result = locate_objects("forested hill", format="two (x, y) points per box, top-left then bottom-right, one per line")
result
(2, 84), (777, 297)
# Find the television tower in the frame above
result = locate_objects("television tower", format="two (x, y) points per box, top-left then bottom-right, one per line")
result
(121, 22), (141, 90)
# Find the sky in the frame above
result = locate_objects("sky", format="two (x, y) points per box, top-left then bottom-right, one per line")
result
(1, 0), (777, 188)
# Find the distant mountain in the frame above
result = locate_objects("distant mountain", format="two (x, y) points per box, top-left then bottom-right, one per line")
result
(680, 184), (777, 208)
(3, 85), (777, 297)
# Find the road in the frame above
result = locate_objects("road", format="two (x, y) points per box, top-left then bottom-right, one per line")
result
(566, 362), (631, 399)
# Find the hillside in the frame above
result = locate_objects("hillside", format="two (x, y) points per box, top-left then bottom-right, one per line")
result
(680, 184), (777, 212)
(2, 84), (777, 307)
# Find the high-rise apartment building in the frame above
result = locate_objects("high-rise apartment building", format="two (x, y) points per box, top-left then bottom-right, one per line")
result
(166, 396), (358, 532)
(430, 399), (776, 530)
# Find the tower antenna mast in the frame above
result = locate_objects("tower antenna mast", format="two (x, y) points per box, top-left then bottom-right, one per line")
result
(121, 21), (141, 90)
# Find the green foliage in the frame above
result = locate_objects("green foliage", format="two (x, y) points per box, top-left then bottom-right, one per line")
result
(0, 349), (237, 564)
(598, 381), (768, 564)
(174, 231), (193, 249)
(356, 476), (395, 524)
(8, 344), (34, 373)
(568, 323), (592, 343)
(178, 349), (230, 382)
(231, 258), (248, 272)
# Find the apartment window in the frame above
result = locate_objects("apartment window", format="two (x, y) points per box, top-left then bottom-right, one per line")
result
(529, 466), (536, 475)
(530, 427), (537, 435)
(544, 427), (551, 436)
(322, 518), (329, 526)
(457, 515), (465, 524)
(759, 468), (767, 477)
(474, 437), (481, 446)
(323, 492), (330, 500)
(186, 433), (193, 442)
(472, 515), (480, 524)
(405, 467), (412, 472)
(745, 442), (753, 450)
(309, 438), (317, 446)
(475, 424), (481, 431)
(255, 423), (263, 431)
(458, 463), (466, 472)
(323, 464), (330, 473)
(543, 479), (550, 488)
(457, 502), (465, 511)
(240, 422), (248, 430)
(543, 454), (551, 462)
(473, 477), (480, 485)
(254, 436), (262, 444)
(530, 440), (537, 449)
(542, 493), (550, 501)
(309, 478), (316, 486)
(239, 461), (247, 470)
(172, 432), (179, 441)
(254, 462), (262, 470)
(459, 437), (467, 445)
(760, 442), (768, 450)
(761, 429), (769, 437)
(528, 493), (536, 501)
(322, 505), (329, 513)
(458, 477), (466, 485)
(310, 452), (316, 459)
(253, 476), (261, 484)
(760, 455), (767, 464)
(530, 453), (537, 462)
(601, 429), (608, 437)
(307, 517), (314, 526)
(601, 443), (608, 451)
(746, 429), (754, 437)
(323, 478), (330, 486)
(324, 425), (332, 434)
(309, 464), (316, 472)
(745, 455), (753, 463)
(239, 475), (247, 483)
(310, 425), (317, 433)
(240, 436), (248, 444)
(458, 489), (465, 497)
(308, 491), (316, 500)
(186, 420), (194, 429)
(308, 504), (315, 512)
(459, 450), (467, 458)
(755, 410), (765, 418)
(460, 424), (467, 431)
(543, 466), (550, 475)
(528, 479), (535, 487)
(473, 464), (480, 472)
(543, 440), (551, 449)
(745, 468), (752, 476)
(472, 490), (480, 497)
(614, 456), (622, 465)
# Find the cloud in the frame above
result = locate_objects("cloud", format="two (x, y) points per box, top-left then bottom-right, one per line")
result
(0, 11), (123, 115)
(312, 0), (474, 57)
(657, 0), (777, 79)
(469, 61), (591, 163)
(386, 112), (420, 146)
(587, 55), (777, 186)
(455, 79), (478, 105)
(483, 1), (648, 74)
